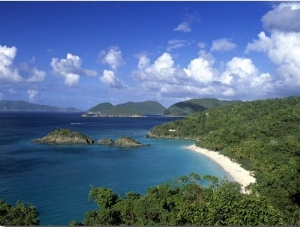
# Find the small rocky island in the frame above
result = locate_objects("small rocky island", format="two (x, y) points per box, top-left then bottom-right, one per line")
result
(32, 128), (145, 148)
(32, 128), (95, 145)
(98, 136), (144, 148)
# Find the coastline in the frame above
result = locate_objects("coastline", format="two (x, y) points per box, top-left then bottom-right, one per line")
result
(187, 144), (256, 192)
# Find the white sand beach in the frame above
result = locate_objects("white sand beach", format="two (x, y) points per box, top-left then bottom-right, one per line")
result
(187, 144), (256, 192)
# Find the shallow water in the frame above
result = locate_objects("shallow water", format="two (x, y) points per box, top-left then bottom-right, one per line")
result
(0, 112), (229, 225)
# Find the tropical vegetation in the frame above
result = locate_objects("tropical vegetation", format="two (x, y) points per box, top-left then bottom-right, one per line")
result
(70, 173), (283, 226)
(0, 199), (39, 225)
(148, 96), (300, 224)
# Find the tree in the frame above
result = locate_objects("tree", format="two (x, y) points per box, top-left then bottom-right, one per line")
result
(0, 199), (39, 225)
(75, 174), (284, 226)
(83, 187), (121, 225)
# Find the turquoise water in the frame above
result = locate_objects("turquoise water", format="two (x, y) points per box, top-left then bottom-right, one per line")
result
(0, 112), (229, 225)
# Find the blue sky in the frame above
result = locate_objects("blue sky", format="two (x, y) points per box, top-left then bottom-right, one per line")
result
(1, 2), (300, 110)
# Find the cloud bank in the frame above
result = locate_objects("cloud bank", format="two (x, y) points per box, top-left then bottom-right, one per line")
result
(132, 2), (300, 101)
(246, 2), (300, 95)
(133, 50), (271, 101)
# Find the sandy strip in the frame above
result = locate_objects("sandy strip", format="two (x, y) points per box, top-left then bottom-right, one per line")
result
(187, 144), (256, 192)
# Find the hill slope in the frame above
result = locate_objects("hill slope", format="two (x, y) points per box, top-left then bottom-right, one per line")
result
(148, 96), (300, 223)
(164, 98), (242, 116)
(83, 101), (166, 117)
(0, 100), (81, 112)
(116, 101), (166, 115)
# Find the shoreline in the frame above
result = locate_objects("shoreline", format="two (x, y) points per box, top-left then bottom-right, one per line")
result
(187, 144), (256, 192)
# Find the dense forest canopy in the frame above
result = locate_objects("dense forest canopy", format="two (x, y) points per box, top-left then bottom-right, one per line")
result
(0, 200), (39, 225)
(70, 174), (283, 226)
(148, 96), (300, 223)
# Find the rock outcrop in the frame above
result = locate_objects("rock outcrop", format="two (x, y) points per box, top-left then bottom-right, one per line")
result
(114, 136), (143, 148)
(32, 129), (145, 148)
(98, 138), (115, 146)
(32, 128), (95, 145)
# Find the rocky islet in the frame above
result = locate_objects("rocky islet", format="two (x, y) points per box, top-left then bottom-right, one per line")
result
(32, 128), (145, 148)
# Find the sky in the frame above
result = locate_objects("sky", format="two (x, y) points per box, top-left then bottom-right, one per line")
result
(1, 1), (300, 110)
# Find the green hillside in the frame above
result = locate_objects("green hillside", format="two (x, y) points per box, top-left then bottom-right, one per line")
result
(0, 100), (81, 112)
(148, 96), (300, 223)
(116, 101), (166, 115)
(83, 101), (166, 117)
(164, 98), (242, 116)
(88, 102), (114, 113)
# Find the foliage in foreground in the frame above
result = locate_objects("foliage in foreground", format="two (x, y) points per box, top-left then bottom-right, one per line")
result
(0, 199), (39, 225)
(149, 96), (300, 223)
(70, 173), (283, 226)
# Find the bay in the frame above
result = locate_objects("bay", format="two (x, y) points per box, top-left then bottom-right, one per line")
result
(0, 112), (229, 225)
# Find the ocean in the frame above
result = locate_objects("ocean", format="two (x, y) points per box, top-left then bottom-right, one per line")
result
(0, 112), (229, 225)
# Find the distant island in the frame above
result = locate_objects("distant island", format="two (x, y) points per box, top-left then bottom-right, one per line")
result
(82, 101), (166, 117)
(163, 98), (242, 116)
(0, 98), (242, 116)
(32, 128), (144, 147)
(83, 98), (242, 117)
(0, 100), (81, 112)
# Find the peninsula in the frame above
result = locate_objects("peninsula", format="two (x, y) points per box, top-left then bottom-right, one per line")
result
(147, 96), (300, 223)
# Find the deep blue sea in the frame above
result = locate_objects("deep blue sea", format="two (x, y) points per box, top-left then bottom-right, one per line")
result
(0, 112), (229, 225)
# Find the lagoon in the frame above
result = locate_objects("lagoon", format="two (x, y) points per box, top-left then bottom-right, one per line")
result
(0, 112), (230, 225)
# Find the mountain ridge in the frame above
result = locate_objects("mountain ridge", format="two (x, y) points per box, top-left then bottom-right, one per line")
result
(164, 98), (243, 116)
(83, 100), (166, 117)
(0, 100), (81, 112)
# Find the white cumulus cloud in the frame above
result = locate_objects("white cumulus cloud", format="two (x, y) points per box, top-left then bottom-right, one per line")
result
(137, 54), (150, 70)
(246, 2), (300, 92)
(100, 47), (125, 70)
(100, 69), (126, 89)
(220, 57), (271, 97)
(0, 45), (23, 83)
(51, 53), (97, 86)
(133, 52), (184, 85)
(132, 51), (273, 101)
(0, 45), (47, 84)
(262, 2), (300, 32)
(211, 38), (237, 52)
(183, 51), (216, 84)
